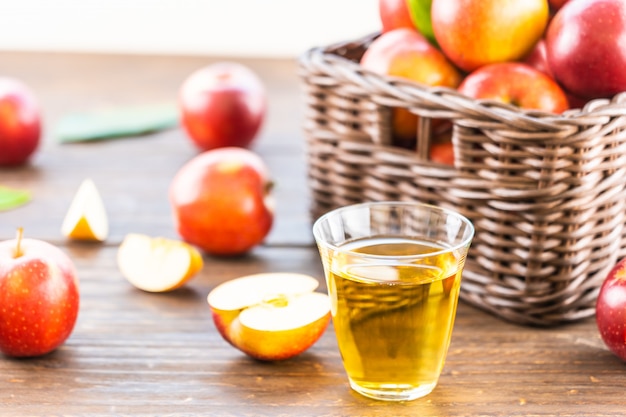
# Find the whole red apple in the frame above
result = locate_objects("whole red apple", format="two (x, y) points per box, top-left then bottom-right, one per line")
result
(546, 0), (626, 99)
(379, 0), (414, 33)
(179, 62), (266, 152)
(458, 62), (569, 114)
(0, 77), (42, 166)
(169, 147), (273, 256)
(431, 0), (549, 72)
(596, 257), (626, 361)
(360, 28), (462, 149)
(524, 39), (554, 79)
(0, 229), (80, 357)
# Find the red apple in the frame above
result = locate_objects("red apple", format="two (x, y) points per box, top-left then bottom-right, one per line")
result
(0, 228), (80, 357)
(549, 0), (569, 12)
(360, 28), (462, 149)
(169, 147), (273, 256)
(0, 77), (41, 166)
(431, 0), (549, 72)
(546, 0), (626, 99)
(458, 62), (569, 114)
(596, 257), (626, 361)
(179, 62), (266, 151)
(379, 0), (414, 33)
(524, 39), (554, 79)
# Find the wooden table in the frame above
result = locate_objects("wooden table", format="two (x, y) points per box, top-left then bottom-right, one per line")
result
(1, 51), (625, 417)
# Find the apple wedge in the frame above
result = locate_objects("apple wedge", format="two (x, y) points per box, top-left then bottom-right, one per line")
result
(61, 178), (109, 242)
(117, 233), (203, 292)
(207, 273), (331, 361)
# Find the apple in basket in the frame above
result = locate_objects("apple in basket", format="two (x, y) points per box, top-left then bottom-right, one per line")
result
(596, 257), (626, 362)
(546, 0), (626, 99)
(378, 0), (415, 33)
(458, 62), (570, 114)
(431, 0), (549, 72)
(360, 27), (462, 150)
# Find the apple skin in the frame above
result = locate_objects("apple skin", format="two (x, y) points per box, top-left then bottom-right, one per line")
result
(0, 77), (42, 166)
(431, 0), (549, 72)
(458, 62), (569, 114)
(546, 0), (626, 100)
(524, 39), (554, 79)
(406, 0), (437, 45)
(179, 62), (266, 152)
(596, 257), (626, 362)
(360, 28), (462, 149)
(378, 0), (414, 33)
(211, 307), (330, 361)
(0, 234), (80, 358)
(169, 147), (273, 256)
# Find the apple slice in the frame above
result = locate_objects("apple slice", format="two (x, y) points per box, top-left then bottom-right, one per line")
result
(207, 273), (331, 361)
(61, 178), (109, 242)
(117, 233), (203, 292)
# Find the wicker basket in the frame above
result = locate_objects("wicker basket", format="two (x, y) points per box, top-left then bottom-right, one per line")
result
(298, 33), (626, 326)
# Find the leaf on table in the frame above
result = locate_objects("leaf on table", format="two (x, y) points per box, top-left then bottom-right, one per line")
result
(0, 186), (31, 211)
(54, 103), (179, 143)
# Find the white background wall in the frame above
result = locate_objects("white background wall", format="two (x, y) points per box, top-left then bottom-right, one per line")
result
(0, 0), (380, 57)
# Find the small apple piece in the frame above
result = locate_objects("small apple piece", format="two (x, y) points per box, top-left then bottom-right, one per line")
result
(596, 257), (626, 361)
(61, 178), (109, 242)
(0, 228), (80, 357)
(117, 233), (203, 293)
(0, 77), (42, 166)
(179, 61), (267, 151)
(169, 147), (274, 256)
(207, 273), (331, 361)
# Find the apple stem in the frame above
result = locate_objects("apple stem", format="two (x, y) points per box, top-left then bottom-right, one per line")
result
(14, 227), (24, 258)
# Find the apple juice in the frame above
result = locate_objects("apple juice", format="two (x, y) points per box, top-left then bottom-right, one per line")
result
(326, 236), (464, 400)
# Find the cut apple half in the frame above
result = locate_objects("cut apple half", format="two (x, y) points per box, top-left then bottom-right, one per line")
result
(207, 272), (331, 361)
(61, 178), (109, 242)
(117, 233), (203, 292)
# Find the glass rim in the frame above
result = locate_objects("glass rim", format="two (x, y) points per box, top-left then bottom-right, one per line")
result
(312, 201), (475, 260)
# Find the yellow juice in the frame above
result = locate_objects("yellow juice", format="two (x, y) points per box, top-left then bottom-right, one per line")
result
(326, 236), (463, 399)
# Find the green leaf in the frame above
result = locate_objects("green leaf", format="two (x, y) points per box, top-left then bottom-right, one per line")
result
(0, 186), (31, 211)
(54, 102), (179, 143)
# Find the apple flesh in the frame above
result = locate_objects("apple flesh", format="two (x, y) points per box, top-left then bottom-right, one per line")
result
(207, 273), (331, 361)
(0, 77), (41, 166)
(458, 62), (569, 114)
(546, 0), (626, 99)
(596, 257), (626, 361)
(0, 229), (79, 357)
(179, 61), (266, 151)
(169, 147), (274, 256)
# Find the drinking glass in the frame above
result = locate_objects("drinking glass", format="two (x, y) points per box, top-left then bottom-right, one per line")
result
(313, 201), (474, 401)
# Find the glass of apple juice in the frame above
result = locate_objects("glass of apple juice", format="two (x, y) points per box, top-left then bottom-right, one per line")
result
(312, 201), (474, 401)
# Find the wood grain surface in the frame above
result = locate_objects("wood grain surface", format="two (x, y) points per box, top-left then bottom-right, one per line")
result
(1, 52), (625, 417)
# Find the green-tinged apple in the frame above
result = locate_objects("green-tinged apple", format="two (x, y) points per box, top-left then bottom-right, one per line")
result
(179, 62), (266, 151)
(546, 0), (626, 99)
(169, 147), (273, 256)
(406, 0), (437, 45)
(378, 0), (414, 32)
(596, 257), (626, 362)
(458, 62), (569, 114)
(431, 0), (549, 72)
(360, 28), (462, 149)
(0, 77), (41, 166)
(0, 228), (79, 357)
(207, 273), (331, 361)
